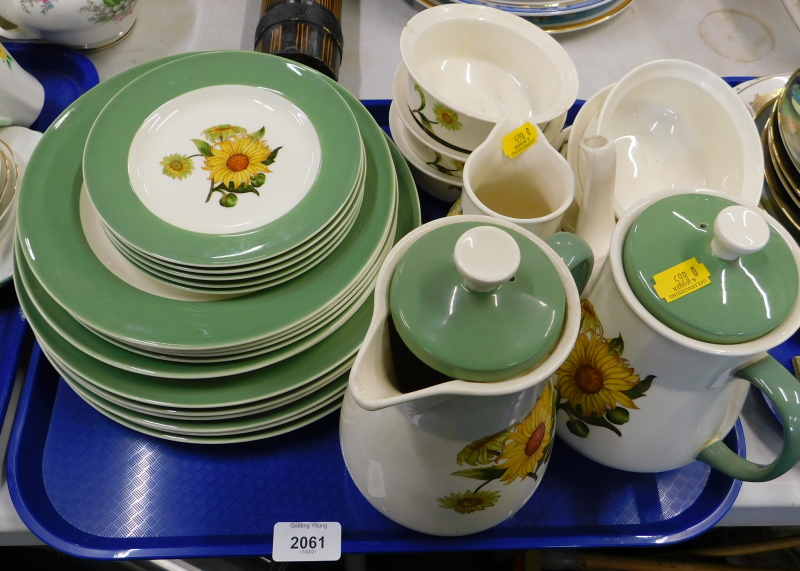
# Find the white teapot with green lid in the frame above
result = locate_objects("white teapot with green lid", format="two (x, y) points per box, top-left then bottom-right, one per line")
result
(340, 214), (592, 536)
(557, 187), (800, 480)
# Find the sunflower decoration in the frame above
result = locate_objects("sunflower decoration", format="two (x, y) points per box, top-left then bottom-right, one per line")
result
(409, 84), (464, 135)
(159, 124), (282, 208)
(437, 490), (501, 515)
(439, 382), (556, 514)
(495, 382), (555, 483)
(555, 300), (654, 438)
(433, 102), (463, 132)
(160, 154), (194, 180)
(0, 45), (12, 70)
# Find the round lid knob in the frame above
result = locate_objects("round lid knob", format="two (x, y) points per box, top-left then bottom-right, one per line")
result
(454, 226), (521, 292)
(710, 205), (770, 260)
(389, 221), (567, 382)
(623, 193), (799, 344)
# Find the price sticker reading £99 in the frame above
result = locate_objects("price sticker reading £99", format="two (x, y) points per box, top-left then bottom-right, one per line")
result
(272, 522), (341, 562)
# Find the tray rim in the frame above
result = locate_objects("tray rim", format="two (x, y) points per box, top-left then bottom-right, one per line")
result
(7, 322), (745, 559)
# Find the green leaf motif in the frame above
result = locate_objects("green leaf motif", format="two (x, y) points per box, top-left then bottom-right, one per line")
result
(263, 146), (282, 166)
(228, 186), (260, 196)
(103, 0), (123, 6)
(456, 429), (511, 466)
(413, 84), (427, 111)
(607, 335), (624, 355)
(191, 139), (213, 157)
(252, 173), (266, 187)
(622, 375), (655, 400)
(450, 467), (507, 482)
(250, 126), (265, 141)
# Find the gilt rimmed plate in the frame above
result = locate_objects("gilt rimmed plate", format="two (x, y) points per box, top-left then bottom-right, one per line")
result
(17, 54), (398, 353)
(447, 0), (617, 16)
(776, 68), (800, 173)
(84, 51), (363, 268)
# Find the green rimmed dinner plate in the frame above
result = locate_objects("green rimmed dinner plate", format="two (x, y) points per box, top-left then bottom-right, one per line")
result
(74, 385), (345, 445)
(104, 185), (363, 294)
(18, 53), (398, 353)
(66, 357), (354, 421)
(42, 344), (348, 436)
(84, 51), (363, 268)
(106, 154), (366, 281)
(14, 136), (419, 403)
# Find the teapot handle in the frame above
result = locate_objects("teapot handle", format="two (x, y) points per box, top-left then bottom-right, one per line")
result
(696, 356), (800, 481)
(545, 232), (594, 295)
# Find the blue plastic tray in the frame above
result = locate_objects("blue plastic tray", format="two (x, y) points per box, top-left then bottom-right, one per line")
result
(0, 285), (30, 431)
(4, 42), (99, 133)
(7, 343), (744, 559)
(5, 97), (748, 560)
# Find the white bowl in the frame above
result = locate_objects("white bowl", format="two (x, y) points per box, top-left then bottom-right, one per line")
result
(596, 59), (764, 217)
(400, 4), (579, 152)
(388, 101), (462, 203)
(391, 63), (468, 177)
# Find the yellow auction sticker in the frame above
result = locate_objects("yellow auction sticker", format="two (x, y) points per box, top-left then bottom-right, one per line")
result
(652, 258), (711, 303)
(502, 122), (537, 158)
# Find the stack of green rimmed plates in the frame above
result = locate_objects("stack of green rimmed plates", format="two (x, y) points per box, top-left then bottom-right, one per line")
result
(83, 52), (367, 295)
(14, 51), (421, 444)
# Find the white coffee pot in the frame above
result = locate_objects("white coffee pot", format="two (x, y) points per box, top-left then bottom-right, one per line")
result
(556, 188), (800, 481)
(340, 215), (593, 536)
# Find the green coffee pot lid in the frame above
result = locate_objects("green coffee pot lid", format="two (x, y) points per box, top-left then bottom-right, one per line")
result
(623, 193), (799, 344)
(389, 221), (566, 382)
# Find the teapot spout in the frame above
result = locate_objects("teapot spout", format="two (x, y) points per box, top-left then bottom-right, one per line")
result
(575, 135), (617, 294)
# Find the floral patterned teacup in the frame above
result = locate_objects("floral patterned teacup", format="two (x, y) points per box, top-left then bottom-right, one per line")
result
(0, 0), (140, 50)
(556, 188), (800, 481)
(0, 42), (44, 127)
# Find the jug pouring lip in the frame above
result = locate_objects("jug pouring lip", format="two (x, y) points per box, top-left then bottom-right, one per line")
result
(608, 187), (800, 356)
(462, 118), (575, 227)
(348, 214), (582, 411)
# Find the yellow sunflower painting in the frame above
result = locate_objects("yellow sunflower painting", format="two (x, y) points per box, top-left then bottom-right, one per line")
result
(441, 382), (557, 514)
(433, 102), (463, 132)
(496, 382), (555, 483)
(556, 300), (654, 438)
(203, 136), (272, 189)
(159, 124), (281, 208)
(437, 490), (501, 515)
(0, 45), (12, 70)
(556, 333), (639, 417)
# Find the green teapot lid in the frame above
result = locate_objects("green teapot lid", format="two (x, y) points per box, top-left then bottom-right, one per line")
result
(623, 193), (799, 344)
(389, 221), (566, 382)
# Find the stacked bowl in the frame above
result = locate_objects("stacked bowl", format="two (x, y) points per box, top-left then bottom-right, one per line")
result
(389, 4), (578, 202)
(14, 50), (421, 444)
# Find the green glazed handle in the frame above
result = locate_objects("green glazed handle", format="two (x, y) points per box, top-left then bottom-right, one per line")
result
(696, 355), (800, 482)
(545, 232), (594, 295)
